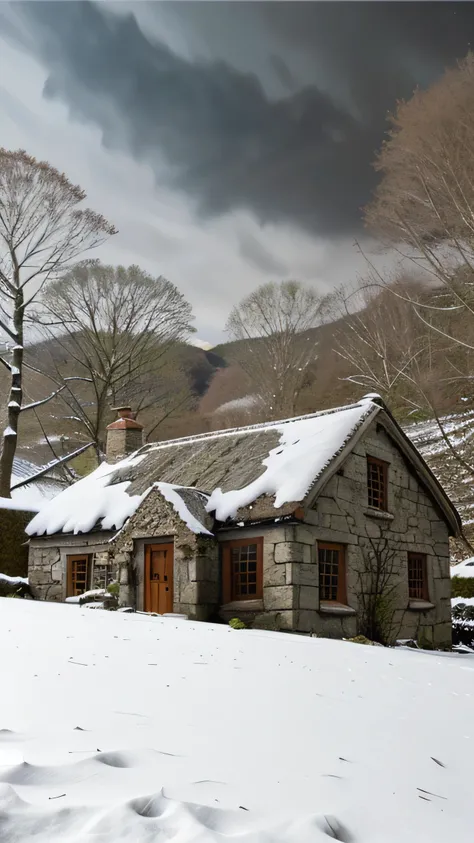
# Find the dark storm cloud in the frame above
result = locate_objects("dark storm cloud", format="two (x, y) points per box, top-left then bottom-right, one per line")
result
(238, 232), (289, 278)
(10, 1), (474, 237)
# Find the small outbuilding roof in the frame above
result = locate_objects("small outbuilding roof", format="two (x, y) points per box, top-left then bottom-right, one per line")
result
(26, 395), (461, 538)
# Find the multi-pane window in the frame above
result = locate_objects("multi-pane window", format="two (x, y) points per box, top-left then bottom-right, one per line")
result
(318, 543), (346, 603)
(66, 555), (91, 597)
(222, 539), (263, 603)
(408, 552), (428, 601)
(93, 565), (111, 590)
(231, 544), (258, 598)
(367, 456), (388, 510)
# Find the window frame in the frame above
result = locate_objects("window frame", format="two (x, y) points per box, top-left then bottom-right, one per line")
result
(221, 537), (263, 603)
(66, 554), (92, 597)
(407, 551), (429, 601)
(366, 455), (389, 511)
(318, 542), (347, 605)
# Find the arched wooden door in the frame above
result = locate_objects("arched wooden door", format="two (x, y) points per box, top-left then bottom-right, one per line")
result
(144, 543), (174, 614)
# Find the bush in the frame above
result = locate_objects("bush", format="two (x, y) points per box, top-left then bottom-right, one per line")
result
(346, 635), (381, 646)
(0, 508), (33, 578)
(452, 602), (474, 648)
(451, 576), (474, 599)
(229, 617), (246, 630)
(106, 582), (119, 596)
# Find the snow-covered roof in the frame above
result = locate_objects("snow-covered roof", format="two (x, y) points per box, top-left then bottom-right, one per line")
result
(3, 457), (68, 512)
(26, 397), (374, 536)
(26, 395), (461, 538)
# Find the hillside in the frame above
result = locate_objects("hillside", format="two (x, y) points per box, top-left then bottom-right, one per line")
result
(2, 309), (474, 552)
(406, 412), (474, 553)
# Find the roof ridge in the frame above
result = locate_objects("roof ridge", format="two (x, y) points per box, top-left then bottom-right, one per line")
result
(137, 398), (373, 455)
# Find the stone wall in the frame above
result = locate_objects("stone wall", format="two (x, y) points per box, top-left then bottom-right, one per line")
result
(218, 419), (452, 647)
(28, 535), (115, 601)
(113, 488), (219, 619)
(307, 422), (451, 647)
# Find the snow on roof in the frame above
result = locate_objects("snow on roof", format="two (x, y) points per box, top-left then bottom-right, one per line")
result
(27, 398), (377, 537)
(26, 454), (148, 537)
(9, 456), (67, 510)
(153, 483), (213, 536)
(207, 400), (373, 521)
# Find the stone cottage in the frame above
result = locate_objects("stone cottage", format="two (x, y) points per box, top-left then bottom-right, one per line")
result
(26, 397), (460, 646)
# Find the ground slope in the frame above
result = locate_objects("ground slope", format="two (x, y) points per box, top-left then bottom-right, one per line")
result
(0, 600), (473, 842)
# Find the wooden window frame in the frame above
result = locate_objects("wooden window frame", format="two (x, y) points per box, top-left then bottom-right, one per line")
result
(407, 552), (429, 601)
(221, 537), (263, 604)
(367, 455), (389, 511)
(66, 554), (92, 597)
(318, 542), (347, 605)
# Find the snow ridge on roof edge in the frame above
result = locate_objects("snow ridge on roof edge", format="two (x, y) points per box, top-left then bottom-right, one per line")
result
(137, 395), (380, 456)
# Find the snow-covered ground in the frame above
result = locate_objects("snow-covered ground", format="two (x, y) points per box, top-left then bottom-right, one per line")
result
(1, 600), (473, 842)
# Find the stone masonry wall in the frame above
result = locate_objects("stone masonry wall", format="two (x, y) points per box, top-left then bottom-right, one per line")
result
(296, 421), (451, 646)
(219, 419), (452, 647)
(28, 534), (115, 601)
(113, 488), (219, 620)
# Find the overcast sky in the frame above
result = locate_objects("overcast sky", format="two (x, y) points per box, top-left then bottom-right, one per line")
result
(1, 2), (473, 344)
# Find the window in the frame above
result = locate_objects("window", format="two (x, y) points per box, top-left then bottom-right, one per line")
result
(93, 565), (111, 590)
(408, 552), (428, 601)
(318, 543), (346, 604)
(367, 456), (388, 510)
(222, 538), (263, 603)
(66, 555), (91, 597)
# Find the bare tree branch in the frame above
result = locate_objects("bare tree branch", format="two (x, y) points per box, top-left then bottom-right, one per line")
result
(0, 148), (116, 496)
(226, 280), (323, 420)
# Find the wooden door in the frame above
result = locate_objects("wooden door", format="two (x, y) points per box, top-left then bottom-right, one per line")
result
(66, 555), (91, 597)
(144, 543), (174, 614)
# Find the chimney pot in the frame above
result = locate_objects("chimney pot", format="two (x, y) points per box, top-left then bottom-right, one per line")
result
(113, 406), (134, 420)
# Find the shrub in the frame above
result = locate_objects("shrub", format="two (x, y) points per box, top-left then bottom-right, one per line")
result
(346, 635), (380, 646)
(452, 602), (474, 648)
(106, 582), (119, 596)
(0, 508), (33, 578)
(451, 576), (474, 599)
(229, 617), (246, 630)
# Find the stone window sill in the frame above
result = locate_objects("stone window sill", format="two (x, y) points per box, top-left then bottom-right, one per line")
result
(408, 600), (435, 611)
(364, 507), (394, 521)
(319, 601), (356, 616)
(221, 599), (263, 613)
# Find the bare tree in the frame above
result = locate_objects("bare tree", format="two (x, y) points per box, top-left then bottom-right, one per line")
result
(363, 55), (474, 510)
(226, 280), (323, 419)
(324, 277), (437, 417)
(38, 261), (195, 458)
(0, 148), (115, 497)
(365, 55), (474, 391)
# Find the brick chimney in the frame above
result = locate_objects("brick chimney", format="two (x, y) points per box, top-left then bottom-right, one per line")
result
(106, 407), (144, 463)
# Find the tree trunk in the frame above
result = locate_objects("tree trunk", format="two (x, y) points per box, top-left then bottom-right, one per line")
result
(0, 289), (23, 498)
